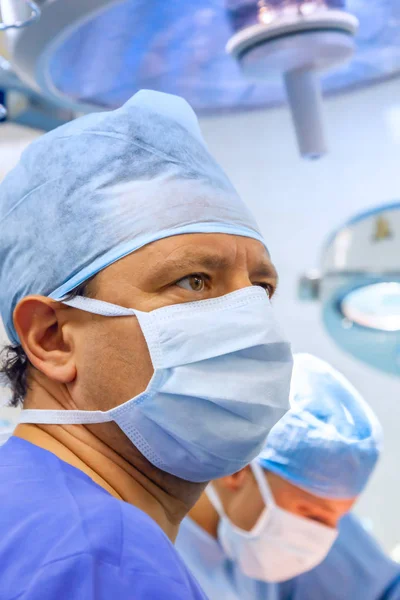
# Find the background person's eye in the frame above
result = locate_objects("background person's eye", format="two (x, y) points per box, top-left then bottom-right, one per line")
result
(306, 514), (334, 528)
(176, 274), (207, 292)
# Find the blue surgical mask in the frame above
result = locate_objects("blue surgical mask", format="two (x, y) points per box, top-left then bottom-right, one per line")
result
(19, 286), (293, 482)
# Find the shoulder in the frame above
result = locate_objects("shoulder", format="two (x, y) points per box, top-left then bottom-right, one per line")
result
(59, 459), (194, 581)
(33, 502), (207, 599)
(0, 440), (206, 598)
(14, 552), (206, 600)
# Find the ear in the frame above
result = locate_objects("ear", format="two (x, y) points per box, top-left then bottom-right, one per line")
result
(13, 296), (77, 384)
(218, 465), (252, 492)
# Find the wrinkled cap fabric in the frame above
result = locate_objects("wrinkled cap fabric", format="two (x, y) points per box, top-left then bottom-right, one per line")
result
(0, 90), (264, 343)
(258, 353), (383, 499)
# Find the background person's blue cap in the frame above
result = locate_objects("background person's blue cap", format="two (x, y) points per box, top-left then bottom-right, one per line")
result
(258, 353), (383, 499)
(0, 89), (265, 344)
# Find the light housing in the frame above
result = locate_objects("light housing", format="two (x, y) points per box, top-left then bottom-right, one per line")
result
(303, 203), (400, 376)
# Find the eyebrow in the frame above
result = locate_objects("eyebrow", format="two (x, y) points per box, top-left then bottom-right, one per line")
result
(297, 495), (337, 515)
(146, 250), (278, 281)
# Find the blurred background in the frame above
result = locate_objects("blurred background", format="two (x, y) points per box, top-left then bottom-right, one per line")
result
(1, 0), (400, 555)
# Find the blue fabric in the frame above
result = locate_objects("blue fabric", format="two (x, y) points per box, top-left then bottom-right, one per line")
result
(0, 89), (264, 343)
(258, 353), (383, 499)
(176, 514), (400, 600)
(0, 437), (206, 600)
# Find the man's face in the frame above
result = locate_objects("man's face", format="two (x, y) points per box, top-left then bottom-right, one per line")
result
(264, 472), (356, 528)
(217, 467), (355, 532)
(41, 233), (276, 463)
(68, 232), (275, 408)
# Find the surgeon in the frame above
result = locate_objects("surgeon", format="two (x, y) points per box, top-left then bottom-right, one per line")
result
(0, 90), (293, 599)
(176, 354), (400, 600)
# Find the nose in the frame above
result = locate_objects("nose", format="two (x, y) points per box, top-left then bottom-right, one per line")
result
(223, 273), (255, 296)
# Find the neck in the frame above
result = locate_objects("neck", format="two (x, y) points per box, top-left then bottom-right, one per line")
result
(15, 377), (195, 542)
(188, 490), (220, 539)
(15, 422), (184, 540)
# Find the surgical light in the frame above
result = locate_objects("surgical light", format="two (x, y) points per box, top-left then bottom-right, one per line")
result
(226, 0), (358, 159)
(299, 203), (400, 377)
(0, 1), (398, 154)
(0, 0), (39, 31)
(341, 283), (400, 332)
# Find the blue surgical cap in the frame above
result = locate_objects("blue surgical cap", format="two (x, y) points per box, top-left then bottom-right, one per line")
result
(0, 90), (264, 343)
(258, 353), (383, 499)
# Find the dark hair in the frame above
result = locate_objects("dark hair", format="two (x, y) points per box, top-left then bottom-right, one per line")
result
(0, 280), (92, 407)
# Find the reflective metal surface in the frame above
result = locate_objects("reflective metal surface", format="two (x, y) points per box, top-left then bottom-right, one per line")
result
(0, 0), (40, 31)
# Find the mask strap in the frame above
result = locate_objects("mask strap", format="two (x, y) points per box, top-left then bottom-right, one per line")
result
(62, 295), (136, 317)
(251, 461), (276, 509)
(19, 297), (146, 426)
(207, 464), (276, 519)
(205, 484), (227, 519)
(63, 295), (162, 370)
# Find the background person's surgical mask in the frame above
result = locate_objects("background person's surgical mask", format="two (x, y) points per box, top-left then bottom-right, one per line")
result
(207, 461), (338, 582)
(19, 286), (293, 483)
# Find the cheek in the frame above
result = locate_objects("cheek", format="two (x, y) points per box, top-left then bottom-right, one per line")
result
(334, 499), (356, 524)
(72, 318), (154, 411)
(228, 484), (265, 531)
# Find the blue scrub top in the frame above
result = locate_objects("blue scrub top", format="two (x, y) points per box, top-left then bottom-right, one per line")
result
(176, 513), (400, 600)
(0, 437), (207, 600)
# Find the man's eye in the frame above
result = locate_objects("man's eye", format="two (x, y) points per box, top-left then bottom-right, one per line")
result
(255, 283), (274, 298)
(176, 274), (207, 292)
